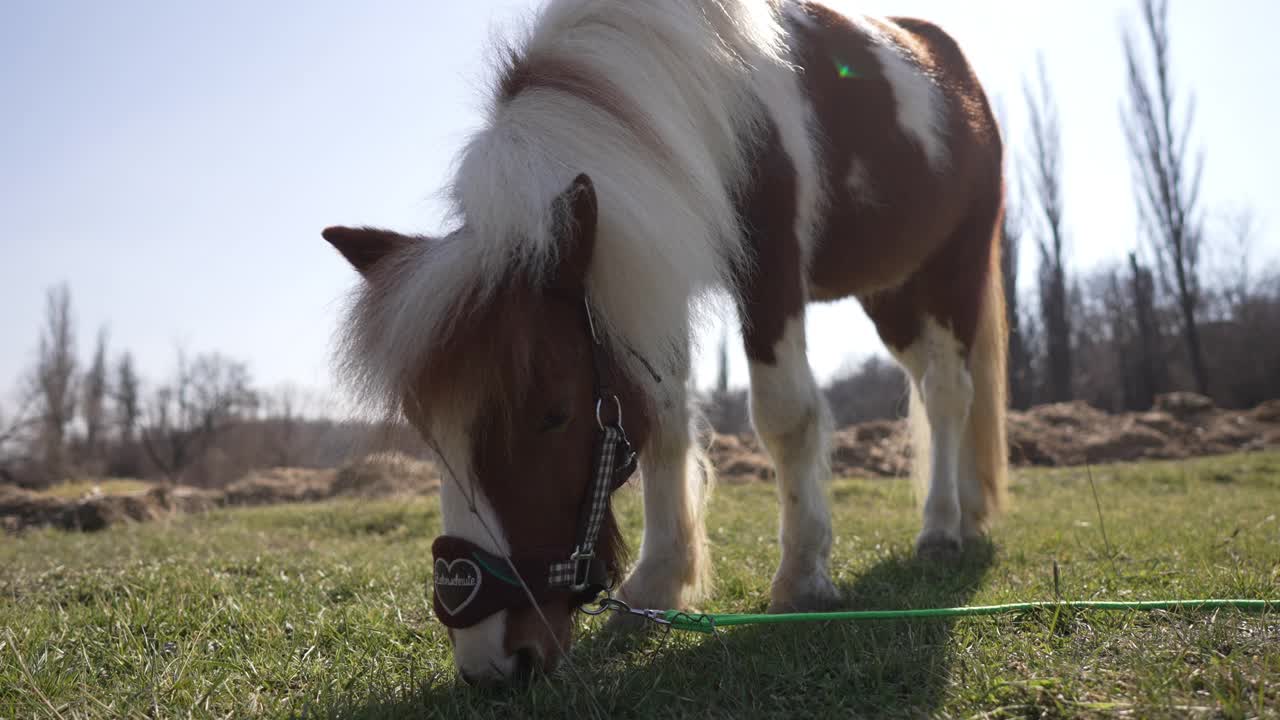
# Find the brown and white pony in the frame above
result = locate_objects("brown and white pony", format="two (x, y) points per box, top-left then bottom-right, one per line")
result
(323, 0), (1008, 685)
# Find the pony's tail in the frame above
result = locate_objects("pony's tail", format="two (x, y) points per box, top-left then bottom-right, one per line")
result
(966, 222), (1011, 528)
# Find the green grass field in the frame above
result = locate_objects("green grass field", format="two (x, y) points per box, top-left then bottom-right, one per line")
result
(3, 452), (1279, 719)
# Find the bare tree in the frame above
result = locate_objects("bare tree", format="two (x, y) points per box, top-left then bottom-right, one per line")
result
(32, 283), (79, 484)
(142, 350), (258, 484)
(0, 397), (33, 485)
(142, 384), (188, 483)
(1122, 0), (1210, 395)
(825, 354), (909, 427)
(1024, 56), (1073, 402)
(1207, 208), (1257, 316)
(261, 383), (327, 467)
(114, 352), (141, 446)
(0, 393), (36, 459)
(1000, 185), (1034, 410)
(81, 327), (109, 466)
(1128, 251), (1164, 409)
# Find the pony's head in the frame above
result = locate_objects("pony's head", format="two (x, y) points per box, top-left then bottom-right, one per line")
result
(324, 174), (651, 685)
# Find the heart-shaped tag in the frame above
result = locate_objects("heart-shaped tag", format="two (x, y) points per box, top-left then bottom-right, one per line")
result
(434, 557), (482, 617)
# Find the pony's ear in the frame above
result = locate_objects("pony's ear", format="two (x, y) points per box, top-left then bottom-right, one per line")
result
(322, 226), (415, 277)
(548, 173), (598, 292)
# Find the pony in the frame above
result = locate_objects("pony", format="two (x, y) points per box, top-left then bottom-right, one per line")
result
(323, 0), (1008, 686)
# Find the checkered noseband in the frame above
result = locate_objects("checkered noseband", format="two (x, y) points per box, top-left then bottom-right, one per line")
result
(430, 297), (641, 630)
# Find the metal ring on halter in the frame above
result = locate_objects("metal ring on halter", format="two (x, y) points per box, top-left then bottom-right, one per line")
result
(596, 395), (623, 431)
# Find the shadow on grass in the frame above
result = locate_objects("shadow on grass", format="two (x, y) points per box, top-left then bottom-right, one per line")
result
(591, 541), (998, 718)
(329, 543), (995, 719)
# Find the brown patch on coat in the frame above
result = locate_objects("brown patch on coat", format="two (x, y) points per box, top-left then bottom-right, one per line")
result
(768, 4), (1004, 354)
(733, 115), (805, 364)
(859, 16), (1004, 352)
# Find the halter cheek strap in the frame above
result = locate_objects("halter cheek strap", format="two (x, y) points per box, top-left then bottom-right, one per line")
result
(548, 421), (636, 591)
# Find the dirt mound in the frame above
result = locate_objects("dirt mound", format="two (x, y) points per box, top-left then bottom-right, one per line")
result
(4, 452), (444, 533)
(1251, 400), (1280, 424)
(0, 483), (223, 533)
(830, 421), (912, 478)
(0, 485), (71, 533)
(222, 467), (338, 507)
(711, 394), (1280, 482)
(222, 453), (440, 506)
(1007, 394), (1276, 467)
(707, 434), (773, 482)
(332, 452), (440, 497)
(1154, 391), (1217, 418)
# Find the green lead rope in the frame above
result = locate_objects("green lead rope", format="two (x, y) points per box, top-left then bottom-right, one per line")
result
(659, 599), (1279, 634)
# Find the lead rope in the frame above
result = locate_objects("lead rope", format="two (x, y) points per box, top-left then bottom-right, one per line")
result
(588, 597), (1279, 635)
(420, 431), (606, 720)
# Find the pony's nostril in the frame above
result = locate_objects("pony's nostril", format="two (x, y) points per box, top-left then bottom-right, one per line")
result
(512, 647), (538, 683)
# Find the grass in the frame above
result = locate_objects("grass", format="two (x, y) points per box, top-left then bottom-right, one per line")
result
(2, 451), (1279, 719)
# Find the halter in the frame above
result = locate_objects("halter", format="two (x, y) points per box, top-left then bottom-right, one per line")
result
(429, 295), (640, 629)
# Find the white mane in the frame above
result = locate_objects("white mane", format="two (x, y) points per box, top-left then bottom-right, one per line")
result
(339, 0), (818, 416)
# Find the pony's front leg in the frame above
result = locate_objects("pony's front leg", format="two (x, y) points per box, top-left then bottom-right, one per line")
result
(610, 396), (712, 624)
(747, 315), (840, 613)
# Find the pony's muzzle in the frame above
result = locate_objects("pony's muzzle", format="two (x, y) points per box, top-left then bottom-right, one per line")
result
(458, 647), (539, 687)
(456, 644), (557, 686)
(450, 602), (570, 686)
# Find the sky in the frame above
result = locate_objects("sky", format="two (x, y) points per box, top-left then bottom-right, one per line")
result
(2, 0), (1277, 417)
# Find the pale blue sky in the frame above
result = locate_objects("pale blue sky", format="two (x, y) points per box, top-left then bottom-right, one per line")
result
(2, 0), (1276, 413)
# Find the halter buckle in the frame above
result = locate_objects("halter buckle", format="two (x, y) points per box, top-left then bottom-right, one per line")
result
(568, 546), (595, 593)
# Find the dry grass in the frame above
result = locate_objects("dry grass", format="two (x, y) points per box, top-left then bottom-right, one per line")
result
(35, 478), (153, 500)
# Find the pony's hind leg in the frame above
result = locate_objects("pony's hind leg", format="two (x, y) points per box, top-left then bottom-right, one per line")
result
(866, 211), (1009, 561)
(893, 319), (978, 559)
(746, 314), (840, 613)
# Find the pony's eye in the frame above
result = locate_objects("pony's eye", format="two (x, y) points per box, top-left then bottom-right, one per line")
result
(540, 411), (571, 432)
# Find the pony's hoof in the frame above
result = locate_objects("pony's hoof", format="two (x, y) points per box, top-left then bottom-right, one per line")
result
(915, 529), (963, 562)
(767, 574), (840, 613)
(601, 609), (654, 636)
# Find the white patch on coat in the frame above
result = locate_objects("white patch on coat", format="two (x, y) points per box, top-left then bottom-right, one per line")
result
(869, 40), (950, 173)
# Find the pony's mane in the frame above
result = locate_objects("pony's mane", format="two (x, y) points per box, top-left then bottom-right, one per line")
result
(337, 0), (797, 419)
